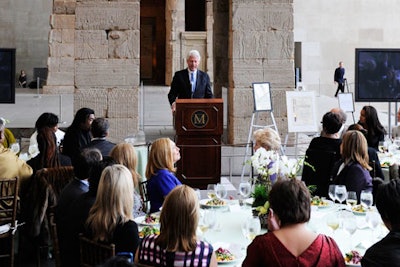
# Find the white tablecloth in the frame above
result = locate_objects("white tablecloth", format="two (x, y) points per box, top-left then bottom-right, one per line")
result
(198, 200), (388, 266)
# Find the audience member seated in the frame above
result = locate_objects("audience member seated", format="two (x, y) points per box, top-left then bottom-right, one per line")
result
(110, 143), (145, 218)
(85, 118), (116, 158)
(0, 118), (33, 187)
(84, 165), (139, 255)
(146, 138), (182, 213)
(18, 69), (27, 88)
(358, 105), (386, 150)
(57, 148), (102, 226)
(362, 179), (400, 266)
(392, 107), (400, 139)
(58, 157), (115, 267)
(253, 127), (281, 152)
(348, 123), (384, 179)
(0, 117), (17, 148)
(62, 107), (95, 165)
(242, 179), (345, 267)
(27, 124), (71, 175)
(136, 185), (218, 267)
(302, 112), (342, 198)
(29, 112), (65, 156)
(332, 130), (373, 201)
(329, 107), (347, 138)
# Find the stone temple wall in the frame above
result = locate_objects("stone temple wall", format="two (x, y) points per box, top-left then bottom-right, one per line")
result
(228, 0), (294, 144)
(43, 0), (140, 143)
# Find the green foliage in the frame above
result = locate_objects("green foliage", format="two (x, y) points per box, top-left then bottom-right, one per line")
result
(307, 184), (317, 196)
(251, 184), (269, 208)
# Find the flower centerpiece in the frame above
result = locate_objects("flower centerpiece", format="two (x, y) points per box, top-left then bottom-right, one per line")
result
(249, 147), (306, 217)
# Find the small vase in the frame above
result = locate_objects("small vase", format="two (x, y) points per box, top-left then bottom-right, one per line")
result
(252, 209), (268, 229)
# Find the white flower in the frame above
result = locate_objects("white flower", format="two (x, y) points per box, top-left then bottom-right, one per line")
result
(280, 156), (304, 179)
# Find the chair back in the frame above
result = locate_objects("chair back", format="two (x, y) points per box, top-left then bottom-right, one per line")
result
(79, 234), (115, 267)
(302, 148), (340, 198)
(47, 207), (61, 267)
(139, 180), (150, 214)
(0, 177), (19, 267)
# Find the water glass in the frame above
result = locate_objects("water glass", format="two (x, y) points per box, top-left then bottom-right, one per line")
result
(360, 190), (373, 209)
(335, 185), (347, 205)
(328, 185), (336, 202)
(215, 183), (227, 199)
(241, 216), (261, 241)
(239, 181), (252, 199)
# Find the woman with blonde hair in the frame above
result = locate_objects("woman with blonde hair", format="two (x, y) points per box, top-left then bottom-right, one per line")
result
(85, 164), (140, 254)
(253, 127), (281, 152)
(333, 130), (373, 200)
(109, 143), (145, 217)
(136, 185), (217, 267)
(146, 137), (182, 213)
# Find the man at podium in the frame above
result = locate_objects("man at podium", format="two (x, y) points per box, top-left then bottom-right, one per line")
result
(168, 50), (213, 112)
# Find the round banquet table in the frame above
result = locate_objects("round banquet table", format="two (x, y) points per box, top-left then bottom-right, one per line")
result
(197, 197), (388, 266)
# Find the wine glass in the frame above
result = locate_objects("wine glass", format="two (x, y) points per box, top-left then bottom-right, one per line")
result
(366, 211), (381, 241)
(241, 216), (261, 242)
(346, 191), (357, 207)
(207, 184), (216, 199)
(215, 183), (227, 200)
(204, 209), (217, 231)
(360, 190), (373, 209)
(328, 185), (336, 202)
(335, 185), (347, 205)
(194, 188), (201, 200)
(343, 216), (357, 249)
(325, 213), (340, 235)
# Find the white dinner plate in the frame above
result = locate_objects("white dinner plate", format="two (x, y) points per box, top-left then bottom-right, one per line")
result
(134, 215), (160, 226)
(345, 263), (361, 267)
(199, 198), (228, 209)
(213, 242), (243, 264)
(311, 199), (334, 209)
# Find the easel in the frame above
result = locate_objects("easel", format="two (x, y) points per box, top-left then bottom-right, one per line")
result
(240, 82), (280, 181)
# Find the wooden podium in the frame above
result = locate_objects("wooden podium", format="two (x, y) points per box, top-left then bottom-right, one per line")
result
(175, 99), (223, 189)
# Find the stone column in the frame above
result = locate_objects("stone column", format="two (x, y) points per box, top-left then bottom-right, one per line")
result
(228, 0), (295, 144)
(45, 0), (141, 143)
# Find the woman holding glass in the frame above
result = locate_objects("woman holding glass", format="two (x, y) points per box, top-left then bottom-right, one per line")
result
(242, 179), (345, 267)
(333, 130), (373, 201)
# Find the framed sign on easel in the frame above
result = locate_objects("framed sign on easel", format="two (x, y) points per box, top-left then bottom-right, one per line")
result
(241, 82), (280, 181)
(253, 82), (272, 111)
(338, 92), (355, 123)
(286, 91), (318, 156)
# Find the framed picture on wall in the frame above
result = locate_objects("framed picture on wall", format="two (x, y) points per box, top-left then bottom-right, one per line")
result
(0, 48), (16, 104)
(253, 82), (272, 112)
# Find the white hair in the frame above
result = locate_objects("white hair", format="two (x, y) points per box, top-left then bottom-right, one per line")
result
(187, 50), (201, 61)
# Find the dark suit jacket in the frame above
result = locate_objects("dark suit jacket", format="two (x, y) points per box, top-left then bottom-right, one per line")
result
(168, 68), (213, 105)
(85, 139), (116, 158)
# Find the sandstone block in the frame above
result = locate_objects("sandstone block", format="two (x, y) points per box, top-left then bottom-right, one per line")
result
(50, 14), (75, 29)
(107, 87), (139, 118)
(75, 59), (140, 87)
(62, 29), (75, 43)
(108, 30), (139, 59)
(47, 57), (75, 72)
(49, 30), (62, 44)
(49, 43), (74, 57)
(75, 30), (108, 59)
(74, 88), (108, 117)
(75, 2), (139, 30)
(53, 0), (77, 14)
(107, 117), (138, 144)
(47, 71), (75, 86)
(42, 85), (75, 94)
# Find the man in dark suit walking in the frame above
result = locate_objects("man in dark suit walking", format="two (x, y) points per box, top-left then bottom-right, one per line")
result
(168, 50), (214, 112)
(334, 61), (345, 97)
